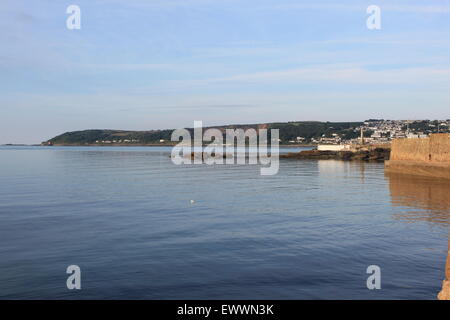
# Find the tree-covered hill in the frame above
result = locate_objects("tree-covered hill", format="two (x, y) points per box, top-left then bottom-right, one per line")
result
(268, 121), (362, 141)
(45, 121), (363, 145)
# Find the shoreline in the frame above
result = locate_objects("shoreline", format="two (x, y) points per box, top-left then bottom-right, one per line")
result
(3, 143), (317, 148)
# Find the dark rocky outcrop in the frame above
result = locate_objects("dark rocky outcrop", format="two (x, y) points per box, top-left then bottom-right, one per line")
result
(280, 147), (390, 161)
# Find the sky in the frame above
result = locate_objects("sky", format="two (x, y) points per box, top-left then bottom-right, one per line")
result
(1, 0), (450, 144)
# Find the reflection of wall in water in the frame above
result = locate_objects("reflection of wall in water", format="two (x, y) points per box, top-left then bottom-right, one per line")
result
(386, 172), (450, 299)
(386, 172), (450, 226)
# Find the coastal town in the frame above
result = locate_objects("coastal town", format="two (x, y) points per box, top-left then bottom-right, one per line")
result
(310, 119), (450, 145)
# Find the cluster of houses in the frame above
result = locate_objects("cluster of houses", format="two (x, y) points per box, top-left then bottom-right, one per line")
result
(307, 119), (449, 146)
(95, 139), (141, 144)
(356, 119), (449, 144)
(93, 139), (169, 144)
(287, 136), (307, 144)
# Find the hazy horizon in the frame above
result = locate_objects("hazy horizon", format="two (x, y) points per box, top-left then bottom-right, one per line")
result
(4, 117), (450, 145)
(2, 0), (450, 144)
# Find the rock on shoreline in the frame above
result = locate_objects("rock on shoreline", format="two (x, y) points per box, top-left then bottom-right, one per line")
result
(280, 147), (391, 161)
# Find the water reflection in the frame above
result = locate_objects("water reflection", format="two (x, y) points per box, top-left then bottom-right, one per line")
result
(438, 238), (450, 300)
(386, 173), (450, 226)
(317, 160), (367, 180)
(385, 172), (450, 299)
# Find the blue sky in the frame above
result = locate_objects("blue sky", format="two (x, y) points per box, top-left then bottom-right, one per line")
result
(1, 0), (450, 143)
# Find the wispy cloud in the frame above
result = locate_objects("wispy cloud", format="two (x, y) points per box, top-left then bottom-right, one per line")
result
(385, 4), (450, 13)
(165, 64), (450, 88)
(151, 104), (258, 110)
(79, 63), (173, 71)
(269, 2), (450, 14)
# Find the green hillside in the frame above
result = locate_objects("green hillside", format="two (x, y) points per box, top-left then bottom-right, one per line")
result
(45, 121), (363, 145)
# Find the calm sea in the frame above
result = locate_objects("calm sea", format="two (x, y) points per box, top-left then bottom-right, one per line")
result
(0, 146), (448, 299)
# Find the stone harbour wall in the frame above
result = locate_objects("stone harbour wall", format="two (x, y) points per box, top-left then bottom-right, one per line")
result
(386, 134), (450, 179)
(390, 133), (450, 162)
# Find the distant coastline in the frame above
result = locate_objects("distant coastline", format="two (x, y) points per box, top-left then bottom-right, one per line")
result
(3, 143), (314, 147)
(40, 119), (449, 147)
(41, 121), (363, 146)
(42, 143), (315, 147)
(1, 144), (40, 147)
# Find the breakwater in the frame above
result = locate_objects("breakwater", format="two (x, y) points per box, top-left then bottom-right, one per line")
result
(385, 133), (450, 179)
